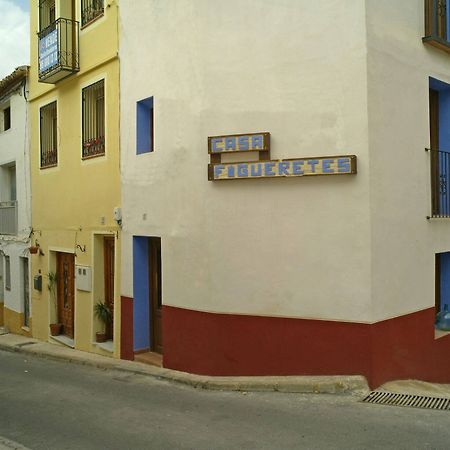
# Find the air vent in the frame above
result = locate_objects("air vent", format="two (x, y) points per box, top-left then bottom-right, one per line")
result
(362, 391), (450, 411)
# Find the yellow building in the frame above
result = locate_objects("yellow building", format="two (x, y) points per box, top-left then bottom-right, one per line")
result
(29, 0), (121, 357)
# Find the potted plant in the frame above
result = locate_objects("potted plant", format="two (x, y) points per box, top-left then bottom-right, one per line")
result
(47, 271), (62, 336)
(94, 301), (112, 343)
(29, 245), (39, 254)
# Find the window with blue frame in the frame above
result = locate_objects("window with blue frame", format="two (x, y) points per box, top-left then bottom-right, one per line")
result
(436, 252), (450, 319)
(428, 78), (450, 217)
(136, 97), (154, 154)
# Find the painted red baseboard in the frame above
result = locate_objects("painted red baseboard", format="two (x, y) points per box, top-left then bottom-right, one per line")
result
(120, 296), (134, 361)
(162, 305), (450, 388)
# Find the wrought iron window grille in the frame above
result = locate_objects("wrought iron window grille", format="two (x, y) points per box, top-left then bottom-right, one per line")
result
(426, 147), (450, 218)
(81, 0), (104, 27)
(82, 80), (105, 159)
(40, 102), (58, 169)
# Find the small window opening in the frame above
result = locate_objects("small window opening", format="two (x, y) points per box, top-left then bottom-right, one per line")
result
(136, 97), (154, 154)
(5, 256), (10, 291)
(3, 107), (10, 131)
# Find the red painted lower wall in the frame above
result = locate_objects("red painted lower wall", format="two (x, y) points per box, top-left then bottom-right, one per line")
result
(120, 296), (134, 361)
(163, 305), (450, 388)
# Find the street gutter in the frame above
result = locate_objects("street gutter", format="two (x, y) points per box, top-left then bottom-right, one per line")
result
(0, 333), (369, 395)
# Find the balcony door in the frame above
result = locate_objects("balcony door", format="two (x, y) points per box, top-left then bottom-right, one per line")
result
(430, 88), (442, 216)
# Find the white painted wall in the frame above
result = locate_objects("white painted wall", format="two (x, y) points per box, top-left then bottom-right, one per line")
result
(120, 0), (372, 322)
(0, 74), (31, 313)
(365, 0), (450, 321)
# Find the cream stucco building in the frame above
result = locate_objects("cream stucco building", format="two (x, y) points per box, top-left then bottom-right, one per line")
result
(0, 66), (32, 336)
(28, 0), (121, 357)
(116, 0), (450, 387)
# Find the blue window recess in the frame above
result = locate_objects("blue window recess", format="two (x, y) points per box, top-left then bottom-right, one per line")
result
(428, 78), (450, 217)
(437, 252), (450, 315)
(136, 97), (154, 154)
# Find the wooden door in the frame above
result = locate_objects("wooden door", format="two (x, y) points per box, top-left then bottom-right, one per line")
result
(104, 236), (115, 340)
(430, 89), (440, 216)
(22, 258), (30, 327)
(149, 238), (162, 354)
(57, 252), (75, 338)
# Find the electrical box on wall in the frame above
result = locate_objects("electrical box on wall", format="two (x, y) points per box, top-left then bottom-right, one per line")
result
(75, 265), (92, 292)
(33, 274), (42, 291)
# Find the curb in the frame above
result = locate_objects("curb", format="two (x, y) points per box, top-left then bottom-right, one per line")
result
(0, 436), (30, 450)
(0, 336), (369, 395)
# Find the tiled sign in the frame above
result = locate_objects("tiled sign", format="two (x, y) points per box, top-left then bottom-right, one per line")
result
(207, 132), (357, 181)
(208, 132), (270, 154)
(208, 156), (356, 180)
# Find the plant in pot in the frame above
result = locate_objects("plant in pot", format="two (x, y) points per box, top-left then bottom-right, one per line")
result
(47, 271), (62, 336)
(94, 301), (112, 343)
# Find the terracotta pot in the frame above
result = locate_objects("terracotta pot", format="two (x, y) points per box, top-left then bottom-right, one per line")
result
(96, 332), (107, 343)
(49, 323), (62, 336)
(29, 246), (39, 254)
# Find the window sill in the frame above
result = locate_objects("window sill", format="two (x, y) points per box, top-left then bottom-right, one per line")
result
(435, 329), (450, 339)
(82, 153), (105, 161)
(40, 164), (58, 170)
(81, 13), (104, 30)
(423, 35), (450, 54)
(426, 215), (450, 220)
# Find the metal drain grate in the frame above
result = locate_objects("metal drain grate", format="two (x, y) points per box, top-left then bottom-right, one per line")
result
(362, 391), (450, 411)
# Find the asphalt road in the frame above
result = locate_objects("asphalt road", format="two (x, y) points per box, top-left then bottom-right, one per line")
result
(1, 349), (450, 450)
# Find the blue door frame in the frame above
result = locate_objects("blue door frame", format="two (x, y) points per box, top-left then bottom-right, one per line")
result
(133, 237), (150, 352)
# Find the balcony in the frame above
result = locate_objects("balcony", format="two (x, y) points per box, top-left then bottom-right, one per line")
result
(0, 201), (17, 235)
(38, 18), (79, 84)
(428, 148), (450, 218)
(423, 0), (450, 53)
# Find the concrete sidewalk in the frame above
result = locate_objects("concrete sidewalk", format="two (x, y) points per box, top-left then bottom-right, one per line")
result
(0, 332), (369, 395)
(0, 436), (30, 450)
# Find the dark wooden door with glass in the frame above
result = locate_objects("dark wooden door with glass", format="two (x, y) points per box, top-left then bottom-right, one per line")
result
(57, 252), (75, 338)
(149, 238), (162, 353)
(104, 236), (115, 340)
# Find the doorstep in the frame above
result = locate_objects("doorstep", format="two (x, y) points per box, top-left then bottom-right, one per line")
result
(134, 351), (162, 367)
(50, 334), (75, 349)
(93, 340), (114, 353)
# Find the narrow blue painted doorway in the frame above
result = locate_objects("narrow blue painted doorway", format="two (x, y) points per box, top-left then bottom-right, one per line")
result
(133, 237), (150, 352)
(132, 236), (163, 355)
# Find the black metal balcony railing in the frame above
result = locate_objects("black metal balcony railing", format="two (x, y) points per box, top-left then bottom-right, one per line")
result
(0, 201), (18, 235)
(427, 148), (450, 217)
(38, 17), (79, 84)
(423, 0), (450, 51)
